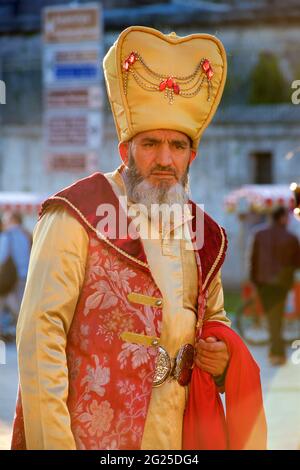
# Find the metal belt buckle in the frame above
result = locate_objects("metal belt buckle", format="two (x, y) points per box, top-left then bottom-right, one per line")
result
(152, 344), (195, 387)
(172, 343), (194, 386)
(152, 346), (172, 387)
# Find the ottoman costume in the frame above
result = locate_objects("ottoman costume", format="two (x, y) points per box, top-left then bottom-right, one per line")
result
(11, 26), (267, 450)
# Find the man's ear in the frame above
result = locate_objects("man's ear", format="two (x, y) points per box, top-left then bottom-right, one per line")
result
(189, 150), (197, 163)
(118, 141), (129, 165)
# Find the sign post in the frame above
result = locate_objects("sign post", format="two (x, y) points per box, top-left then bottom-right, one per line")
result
(43, 3), (103, 173)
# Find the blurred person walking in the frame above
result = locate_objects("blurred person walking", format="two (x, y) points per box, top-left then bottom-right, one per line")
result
(250, 206), (300, 365)
(0, 211), (31, 338)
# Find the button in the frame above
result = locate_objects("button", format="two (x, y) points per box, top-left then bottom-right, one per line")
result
(151, 339), (159, 346)
(127, 292), (163, 307)
(155, 299), (162, 307)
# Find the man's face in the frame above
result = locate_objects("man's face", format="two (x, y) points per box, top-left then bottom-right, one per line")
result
(119, 129), (195, 188)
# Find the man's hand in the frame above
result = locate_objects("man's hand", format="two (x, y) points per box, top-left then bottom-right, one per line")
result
(194, 336), (229, 377)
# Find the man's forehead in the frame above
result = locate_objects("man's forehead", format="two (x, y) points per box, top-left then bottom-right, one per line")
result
(134, 129), (190, 142)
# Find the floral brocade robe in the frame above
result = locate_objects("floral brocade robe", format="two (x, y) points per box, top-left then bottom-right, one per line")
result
(11, 169), (228, 450)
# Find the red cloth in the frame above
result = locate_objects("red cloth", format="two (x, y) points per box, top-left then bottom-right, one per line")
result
(183, 322), (267, 450)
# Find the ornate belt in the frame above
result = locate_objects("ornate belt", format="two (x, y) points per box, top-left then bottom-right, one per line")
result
(153, 343), (194, 387)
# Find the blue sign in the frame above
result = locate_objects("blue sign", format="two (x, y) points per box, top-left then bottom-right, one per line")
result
(55, 64), (99, 81)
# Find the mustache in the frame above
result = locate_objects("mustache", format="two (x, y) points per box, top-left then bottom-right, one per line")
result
(126, 150), (189, 189)
(150, 165), (177, 177)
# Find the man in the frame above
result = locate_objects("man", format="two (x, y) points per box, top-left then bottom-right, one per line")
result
(11, 26), (266, 450)
(250, 206), (300, 365)
(0, 211), (31, 338)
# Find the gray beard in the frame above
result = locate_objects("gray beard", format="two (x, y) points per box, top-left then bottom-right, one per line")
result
(122, 154), (190, 213)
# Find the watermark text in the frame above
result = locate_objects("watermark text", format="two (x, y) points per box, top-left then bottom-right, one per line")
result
(291, 80), (300, 105)
(291, 339), (300, 365)
(0, 79), (6, 104)
(0, 340), (6, 365)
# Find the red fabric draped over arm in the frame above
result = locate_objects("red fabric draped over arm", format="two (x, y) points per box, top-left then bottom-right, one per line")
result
(183, 322), (267, 450)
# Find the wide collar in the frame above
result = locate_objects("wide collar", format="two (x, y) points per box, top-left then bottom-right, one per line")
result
(39, 168), (227, 292)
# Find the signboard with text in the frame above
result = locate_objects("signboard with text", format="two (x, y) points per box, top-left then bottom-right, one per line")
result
(43, 45), (102, 85)
(44, 6), (100, 44)
(43, 3), (103, 173)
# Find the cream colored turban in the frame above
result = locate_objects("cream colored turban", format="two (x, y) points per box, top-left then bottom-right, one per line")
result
(103, 26), (227, 151)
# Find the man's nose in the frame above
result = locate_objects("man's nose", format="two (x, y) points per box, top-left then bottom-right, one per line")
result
(155, 143), (173, 166)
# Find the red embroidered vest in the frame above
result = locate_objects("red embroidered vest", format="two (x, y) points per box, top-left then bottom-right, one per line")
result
(11, 171), (227, 450)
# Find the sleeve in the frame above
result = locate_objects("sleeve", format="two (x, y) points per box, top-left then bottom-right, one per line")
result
(203, 270), (231, 390)
(203, 270), (231, 327)
(16, 206), (89, 450)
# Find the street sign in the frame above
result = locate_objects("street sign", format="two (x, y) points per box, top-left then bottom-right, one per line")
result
(46, 87), (102, 109)
(43, 3), (103, 173)
(46, 151), (98, 173)
(45, 111), (102, 147)
(44, 5), (100, 44)
(43, 45), (101, 85)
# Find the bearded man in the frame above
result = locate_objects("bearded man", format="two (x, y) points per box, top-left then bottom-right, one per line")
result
(11, 26), (267, 450)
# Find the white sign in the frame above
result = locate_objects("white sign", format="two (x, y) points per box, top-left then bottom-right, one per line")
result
(45, 86), (102, 109)
(43, 3), (103, 173)
(46, 151), (98, 173)
(44, 5), (100, 44)
(43, 44), (101, 86)
(45, 111), (102, 148)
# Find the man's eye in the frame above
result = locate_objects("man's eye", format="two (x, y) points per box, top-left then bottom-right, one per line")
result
(175, 144), (184, 149)
(144, 143), (154, 147)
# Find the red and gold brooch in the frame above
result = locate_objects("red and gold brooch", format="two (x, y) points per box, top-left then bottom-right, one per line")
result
(122, 51), (214, 104)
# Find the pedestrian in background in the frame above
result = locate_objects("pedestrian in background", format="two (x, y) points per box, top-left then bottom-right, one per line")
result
(250, 206), (300, 365)
(0, 211), (31, 339)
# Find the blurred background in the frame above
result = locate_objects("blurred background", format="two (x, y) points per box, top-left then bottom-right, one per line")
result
(0, 0), (300, 450)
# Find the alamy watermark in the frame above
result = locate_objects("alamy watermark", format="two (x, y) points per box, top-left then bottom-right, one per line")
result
(94, 197), (205, 250)
(291, 80), (300, 105)
(291, 339), (300, 365)
(0, 79), (6, 104)
(0, 340), (6, 365)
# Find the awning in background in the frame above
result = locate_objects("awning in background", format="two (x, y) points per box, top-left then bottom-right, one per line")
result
(225, 185), (295, 214)
(0, 192), (45, 214)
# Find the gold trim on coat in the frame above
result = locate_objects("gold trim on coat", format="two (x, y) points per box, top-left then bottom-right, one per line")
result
(46, 195), (150, 270)
(202, 225), (225, 292)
